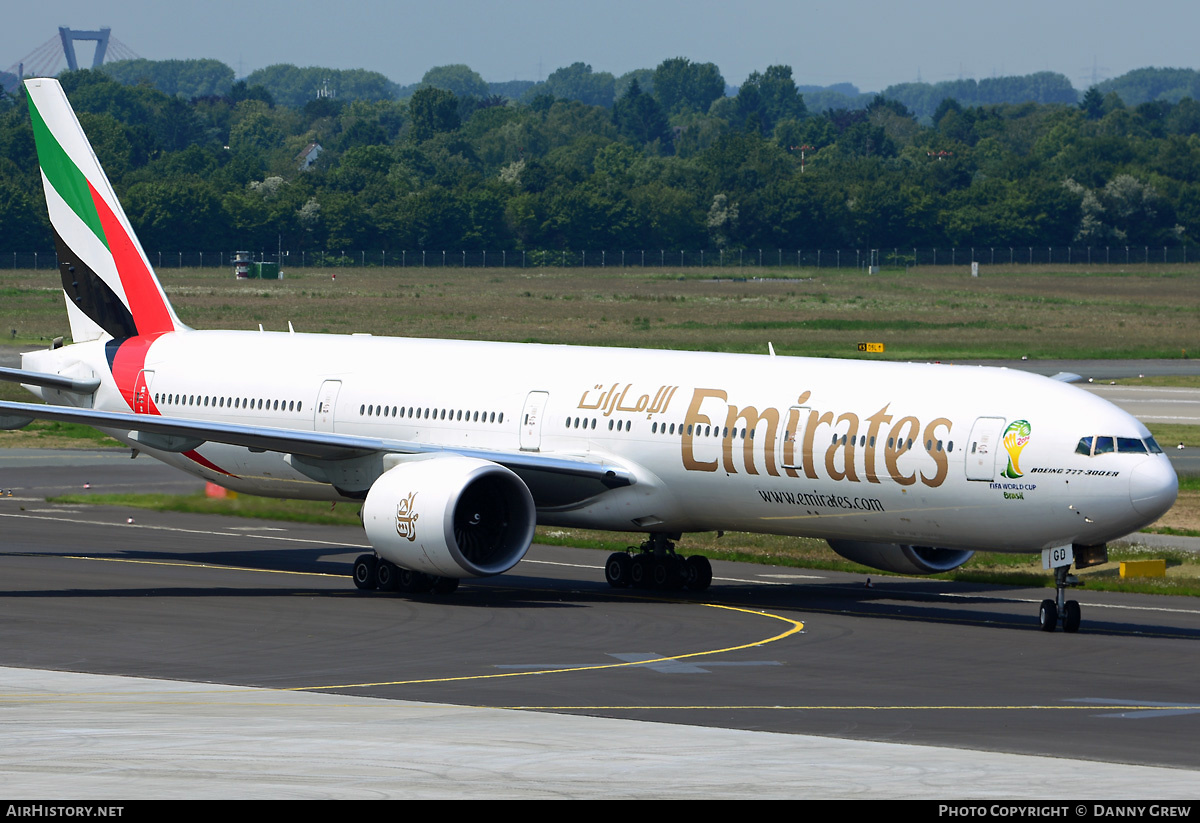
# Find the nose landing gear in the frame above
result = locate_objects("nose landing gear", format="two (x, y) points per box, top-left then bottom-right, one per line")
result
(1038, 543), (1106, 632)
(1039, 564), (1082, 633)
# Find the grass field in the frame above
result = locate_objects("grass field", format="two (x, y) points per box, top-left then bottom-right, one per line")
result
(2, 262), (1199, 359)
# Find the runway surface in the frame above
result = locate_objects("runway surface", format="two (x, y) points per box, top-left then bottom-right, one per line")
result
(2, 455), (1200, 797)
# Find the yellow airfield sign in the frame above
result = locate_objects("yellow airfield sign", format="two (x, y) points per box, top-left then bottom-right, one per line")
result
(857, 342), (885, 353)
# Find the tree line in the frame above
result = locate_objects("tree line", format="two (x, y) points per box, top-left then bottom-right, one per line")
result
(1, 58), (1199, 257)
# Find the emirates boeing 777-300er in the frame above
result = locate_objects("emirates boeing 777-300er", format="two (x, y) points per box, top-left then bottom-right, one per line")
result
(0, 79), (1179, 631)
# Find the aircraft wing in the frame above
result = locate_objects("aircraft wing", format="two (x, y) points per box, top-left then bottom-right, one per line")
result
(0, 400), (635, 504)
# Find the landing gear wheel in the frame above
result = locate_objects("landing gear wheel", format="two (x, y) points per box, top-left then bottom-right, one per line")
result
(1040, 556), (1087, 632)
(397, 568), (434, 594)
(431, 576), (459, 594)
(605, 552), (632, 588)
(1063, 600), (1081, 633)
(375, 560), (398, 592)
(1039, 599), (1058, 632)
(630, 555), (650, 589)
(651, 557), (671, 588)
(685, 555), (712, 592)
(610, 535), (711, 594)
(352, 555), (377, 590)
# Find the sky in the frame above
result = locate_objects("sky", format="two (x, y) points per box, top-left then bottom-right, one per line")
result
(3, 0), (1197, 93)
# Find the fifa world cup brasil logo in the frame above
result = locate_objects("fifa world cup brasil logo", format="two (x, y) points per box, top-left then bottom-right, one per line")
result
(1001, 420), (1031, 479)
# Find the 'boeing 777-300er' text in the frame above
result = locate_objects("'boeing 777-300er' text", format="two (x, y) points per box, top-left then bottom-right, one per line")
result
(0, 79), (1179, 632)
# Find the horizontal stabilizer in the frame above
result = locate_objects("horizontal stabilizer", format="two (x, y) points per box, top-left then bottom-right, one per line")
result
(0, 366), (101, 394)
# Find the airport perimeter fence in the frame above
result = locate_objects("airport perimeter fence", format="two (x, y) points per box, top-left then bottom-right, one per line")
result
(6, 245), (1198, 271)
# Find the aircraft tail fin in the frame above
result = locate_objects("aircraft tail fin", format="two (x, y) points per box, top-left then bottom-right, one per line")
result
(25, 78), (185, 343)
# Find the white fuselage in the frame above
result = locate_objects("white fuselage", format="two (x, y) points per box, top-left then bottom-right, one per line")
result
(23, 329), (1177, 555)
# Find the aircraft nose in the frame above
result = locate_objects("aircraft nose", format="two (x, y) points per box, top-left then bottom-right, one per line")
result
(1130, 458), (1178, 520)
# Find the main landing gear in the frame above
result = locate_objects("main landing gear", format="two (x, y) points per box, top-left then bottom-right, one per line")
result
(604, 533), (712, 593)
(352, 554), (460, 595)
(1038, 543), (1106, 633)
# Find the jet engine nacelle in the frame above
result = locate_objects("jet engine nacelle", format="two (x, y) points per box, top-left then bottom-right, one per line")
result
(362, 456), (536, 578)
(827, 539), (974, 575)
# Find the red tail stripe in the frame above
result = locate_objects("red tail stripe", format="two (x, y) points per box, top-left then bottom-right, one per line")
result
(182, 448), (236, 477)
(110, 335), (163, 413)
(88, 181), (174, 336)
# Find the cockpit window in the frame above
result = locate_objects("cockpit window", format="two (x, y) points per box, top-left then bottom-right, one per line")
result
(1078, 434), (1162, 457)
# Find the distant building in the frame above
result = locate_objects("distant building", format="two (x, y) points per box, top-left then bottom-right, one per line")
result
(296, 142), (323, 171)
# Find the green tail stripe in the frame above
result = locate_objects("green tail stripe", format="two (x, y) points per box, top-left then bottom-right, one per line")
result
(27, 95), (109, 251)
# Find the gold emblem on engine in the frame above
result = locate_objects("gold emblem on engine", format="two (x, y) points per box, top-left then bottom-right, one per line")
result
(395, 492), (419, 541)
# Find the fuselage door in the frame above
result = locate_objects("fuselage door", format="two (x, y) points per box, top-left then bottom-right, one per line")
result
(520, 391), (550, 451)
(777, 405), (811, 473)
(965, 416), (1006, 481)
(314, 380), (341, 432)
(133, 370), (154, 414)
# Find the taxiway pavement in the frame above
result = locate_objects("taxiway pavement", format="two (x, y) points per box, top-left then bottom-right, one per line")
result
(2, 456), (1199, 797)
(3, 362), (1200, 797)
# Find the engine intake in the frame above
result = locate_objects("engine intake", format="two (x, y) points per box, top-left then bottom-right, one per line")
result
(827, 539), (974, 575)
(363, 456), (536, 578)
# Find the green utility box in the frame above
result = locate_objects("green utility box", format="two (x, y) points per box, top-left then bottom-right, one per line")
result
(251, 262), (281, 279)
